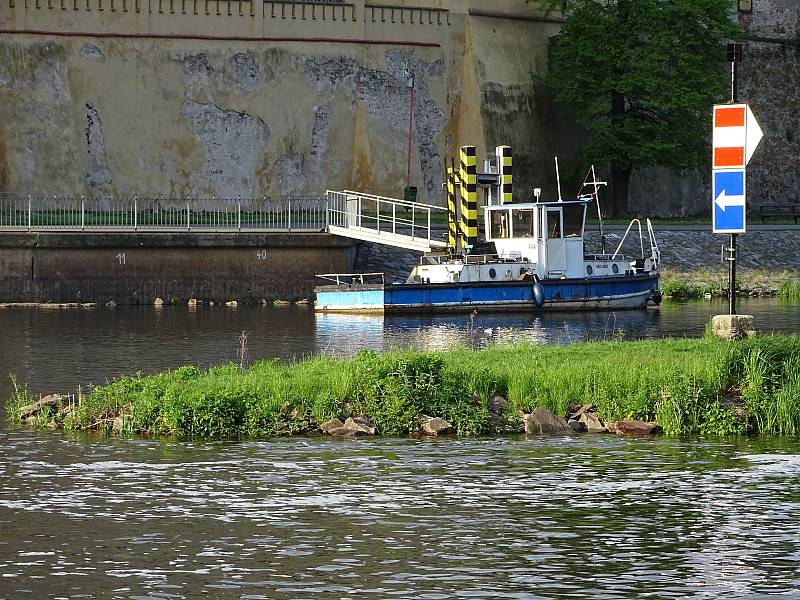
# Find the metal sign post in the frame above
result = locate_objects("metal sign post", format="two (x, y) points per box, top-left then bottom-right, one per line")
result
(712, 43), (762, 316)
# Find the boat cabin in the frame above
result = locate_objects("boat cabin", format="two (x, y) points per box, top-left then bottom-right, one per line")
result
(484, 199), (589, 279)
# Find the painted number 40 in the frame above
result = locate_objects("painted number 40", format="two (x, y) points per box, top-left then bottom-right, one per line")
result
(256, 249), (267, 260)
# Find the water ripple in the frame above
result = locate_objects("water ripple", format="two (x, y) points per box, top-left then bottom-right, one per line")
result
(2, 430), (800, 598)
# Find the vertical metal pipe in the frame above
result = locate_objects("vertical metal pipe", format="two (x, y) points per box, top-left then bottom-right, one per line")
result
(730, 233), (737, 315)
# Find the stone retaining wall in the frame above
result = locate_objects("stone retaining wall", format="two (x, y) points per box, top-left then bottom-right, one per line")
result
(0, 232), (358, 303)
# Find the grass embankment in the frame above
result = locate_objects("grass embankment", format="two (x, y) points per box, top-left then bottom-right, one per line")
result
(8, 336), (800, 438)
(659, 268), (796, 299)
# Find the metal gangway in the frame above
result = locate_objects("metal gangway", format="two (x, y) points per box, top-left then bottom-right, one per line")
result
(326, 190), (448, 253)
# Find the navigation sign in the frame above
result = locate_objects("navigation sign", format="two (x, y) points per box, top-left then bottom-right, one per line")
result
(712, 103), (764, 168)
(712, 103), (763, 235)
(713, 169), (746, 234)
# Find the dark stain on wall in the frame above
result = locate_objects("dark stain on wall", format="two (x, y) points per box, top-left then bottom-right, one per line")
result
(0, 134), (8, 191)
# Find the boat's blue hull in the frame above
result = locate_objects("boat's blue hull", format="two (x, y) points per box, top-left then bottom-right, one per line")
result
(315, 274), (659, 313)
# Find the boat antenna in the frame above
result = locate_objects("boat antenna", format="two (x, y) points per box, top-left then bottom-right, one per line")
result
(555, 157), (563, 202)
(580, 165), (608, 254)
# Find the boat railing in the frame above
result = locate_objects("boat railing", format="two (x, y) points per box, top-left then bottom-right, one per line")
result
(419, 254), (456, 266)
(464, 254), (502, 264)
(611, 218), (660, 270)
(315, 272), (385, 286)
(584, 253), (621, 261)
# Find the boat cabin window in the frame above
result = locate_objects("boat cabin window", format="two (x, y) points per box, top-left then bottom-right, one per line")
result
(547, 210), (561, 239)
(563, 205), (585, 238)
(490, 209), (511, 239)
(512, 209), (534, 238)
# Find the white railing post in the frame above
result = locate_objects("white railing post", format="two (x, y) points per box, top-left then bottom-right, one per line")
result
(238, 199), (241, 232)
(392, 202), (396, 234)
(186, 199), (190, 231)
(377, 198), (381, 233)
(288, 199), (292, 231)
(427, 208), (430, 243)
(27, 195), (31, 231)
(411, 204), (415, 239)
(81, 195), (85, 231)
(134, 196), (138, 231)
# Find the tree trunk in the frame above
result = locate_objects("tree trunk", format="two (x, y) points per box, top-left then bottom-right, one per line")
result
(610, 165), (631, 218)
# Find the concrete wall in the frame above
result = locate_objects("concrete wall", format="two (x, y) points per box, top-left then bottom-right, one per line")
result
(0, 0), (579, 206)
(0, 232), (358, 302)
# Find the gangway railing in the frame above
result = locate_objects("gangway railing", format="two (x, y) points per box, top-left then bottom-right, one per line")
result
(326, 190), (448, 252)
(0, 195), (327, 232)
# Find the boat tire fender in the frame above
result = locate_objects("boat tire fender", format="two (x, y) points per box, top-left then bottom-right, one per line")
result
(532, 281), (545, 308)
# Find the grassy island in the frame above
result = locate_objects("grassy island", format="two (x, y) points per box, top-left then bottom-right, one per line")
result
(7, 335), (800, 438)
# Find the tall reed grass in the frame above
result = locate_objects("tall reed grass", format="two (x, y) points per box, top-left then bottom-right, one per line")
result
(777, 278), (800, 300)
(8, 336), (800, 438)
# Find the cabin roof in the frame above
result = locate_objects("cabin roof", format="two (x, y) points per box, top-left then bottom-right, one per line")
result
(485, 198), (592, 209)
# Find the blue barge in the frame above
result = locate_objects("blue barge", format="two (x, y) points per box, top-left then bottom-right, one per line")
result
(315, 197), (662, 313)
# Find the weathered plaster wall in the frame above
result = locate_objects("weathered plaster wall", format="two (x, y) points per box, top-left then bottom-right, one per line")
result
(0, 0), (572, 205)
(0, 0), (794, 214)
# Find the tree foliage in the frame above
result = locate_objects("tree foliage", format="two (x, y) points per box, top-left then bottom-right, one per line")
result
(531, 0), (740, 214)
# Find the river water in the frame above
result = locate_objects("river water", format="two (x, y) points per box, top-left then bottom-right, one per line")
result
(2, 431), (800, 598)
(1, 298), (800, 398)
(2, 300), (800, 599)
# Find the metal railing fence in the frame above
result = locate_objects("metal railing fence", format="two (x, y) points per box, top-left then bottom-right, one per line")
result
(326, 190), (446, 244)
(0, 195), (328, 232)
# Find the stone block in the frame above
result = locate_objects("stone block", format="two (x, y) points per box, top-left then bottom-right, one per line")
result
(711, 314), (756, 340)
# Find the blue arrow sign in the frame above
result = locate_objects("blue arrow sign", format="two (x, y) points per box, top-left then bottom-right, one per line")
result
(713, 169), (746, 234)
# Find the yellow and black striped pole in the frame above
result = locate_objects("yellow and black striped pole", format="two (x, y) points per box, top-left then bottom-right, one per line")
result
(459, 145), (477, 247)
(496, 145), (513, 204)
(446, 164), (458, 252)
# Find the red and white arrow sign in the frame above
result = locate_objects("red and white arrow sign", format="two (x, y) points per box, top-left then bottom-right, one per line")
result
(712, 103), (764, 169)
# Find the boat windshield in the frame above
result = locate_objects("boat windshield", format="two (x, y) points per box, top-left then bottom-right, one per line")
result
(563, 205), (585, 237)
(512, 209), (534, 238)
(490, 209), (511, 239)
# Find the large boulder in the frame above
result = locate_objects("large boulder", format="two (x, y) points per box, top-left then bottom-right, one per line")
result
(611, 420), (660, 436)
(487, 394), (508, 415)
(579, 412), (608, 433)
(344, 416), (377, 436)
(568, 403), (594, 420)
(320, 418), (345, 435)
(418, 415), (454, 436)
(523, 407), (572, 434)
(568, 419), (588, 433)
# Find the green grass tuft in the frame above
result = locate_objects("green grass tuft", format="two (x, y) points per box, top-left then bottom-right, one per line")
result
(8, 336), (800, 439)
